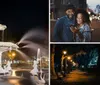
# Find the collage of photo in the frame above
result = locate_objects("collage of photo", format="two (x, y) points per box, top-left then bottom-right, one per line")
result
(0, 0), (100, 85)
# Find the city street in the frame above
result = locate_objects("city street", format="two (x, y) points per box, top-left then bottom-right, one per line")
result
(64, 69), (94, 82)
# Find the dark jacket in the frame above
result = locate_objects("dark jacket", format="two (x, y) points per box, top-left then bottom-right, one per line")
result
(53, 16), (75, 42)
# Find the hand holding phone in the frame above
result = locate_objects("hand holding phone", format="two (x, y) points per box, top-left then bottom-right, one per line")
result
(70, 25), (78, 33)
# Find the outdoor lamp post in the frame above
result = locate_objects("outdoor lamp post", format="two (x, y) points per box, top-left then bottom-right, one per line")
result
(67, 56), (71, 60)
(62, 50), (67, 62)
(0, 24), (7, 41)
(63, 50), (67, 55)
(61, 50), (67, 71)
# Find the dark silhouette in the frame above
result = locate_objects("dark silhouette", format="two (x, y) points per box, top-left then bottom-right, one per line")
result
(18, 78), (35, 85)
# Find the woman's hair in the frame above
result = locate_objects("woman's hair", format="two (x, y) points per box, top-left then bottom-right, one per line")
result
(75, 9), (90, 25)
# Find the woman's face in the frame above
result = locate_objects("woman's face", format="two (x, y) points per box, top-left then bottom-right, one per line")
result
(77, 13), (84, 25)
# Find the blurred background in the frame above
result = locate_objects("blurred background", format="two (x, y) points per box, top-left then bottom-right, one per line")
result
(50, 0), (100, 42)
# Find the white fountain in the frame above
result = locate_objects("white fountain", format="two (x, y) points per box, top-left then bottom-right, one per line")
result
(0, 42), (19, 77)
(30, 48), (40, 75)
(30, 59), (39, 75)
(6, 61), (12, 71)
(30, 48), (45, 85)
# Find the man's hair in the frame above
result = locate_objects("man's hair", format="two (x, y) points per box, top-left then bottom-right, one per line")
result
(65, 4), (75, 11)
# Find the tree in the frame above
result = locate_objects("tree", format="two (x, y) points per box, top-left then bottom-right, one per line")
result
(51, 45), (57, 79)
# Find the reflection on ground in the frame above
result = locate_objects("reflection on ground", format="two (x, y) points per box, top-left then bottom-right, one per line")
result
(0, 68), (48, 85)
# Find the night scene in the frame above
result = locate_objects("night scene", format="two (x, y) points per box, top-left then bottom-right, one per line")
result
(0, 0), (48, 85)
(50, 0), (100, 42)
(51, 44), (100, 85)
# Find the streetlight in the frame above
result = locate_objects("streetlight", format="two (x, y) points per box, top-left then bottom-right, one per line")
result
(61, 50), (67, 63)
(61, 50), (67, 72)
(62, 50), (67, 60)
(67, 56), (71, 60)
(63, 50), (67, 55)
(70, 60), (73, 62)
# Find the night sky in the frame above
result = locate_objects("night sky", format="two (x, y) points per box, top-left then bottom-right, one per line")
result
(0, 0), (48, 42)
(52, 44), (98, 55)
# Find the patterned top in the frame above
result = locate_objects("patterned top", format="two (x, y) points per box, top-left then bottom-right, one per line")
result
(75, 23), (91, 42)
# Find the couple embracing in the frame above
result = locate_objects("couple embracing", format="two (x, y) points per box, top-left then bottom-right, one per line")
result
(53, 4), (91, 42)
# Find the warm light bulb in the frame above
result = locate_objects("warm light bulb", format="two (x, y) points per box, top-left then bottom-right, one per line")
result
(63, 51), (67, 55)
(67, 56), (71, 60)
(12, 52), (16, 57)
(70, 60), (73, 62)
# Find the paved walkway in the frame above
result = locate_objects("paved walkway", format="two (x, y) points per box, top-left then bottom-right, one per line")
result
(63, 69), (95, 83)
(51, 69), (100, 85)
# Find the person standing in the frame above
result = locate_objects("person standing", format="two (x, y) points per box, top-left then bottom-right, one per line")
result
(70, 9), (91, 42)
(53, 4), (75, 42)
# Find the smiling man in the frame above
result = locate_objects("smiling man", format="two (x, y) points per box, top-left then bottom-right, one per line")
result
(52, 4), (75, 42)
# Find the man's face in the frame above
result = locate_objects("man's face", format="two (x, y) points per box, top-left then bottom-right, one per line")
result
(66, 9), (74, 19)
